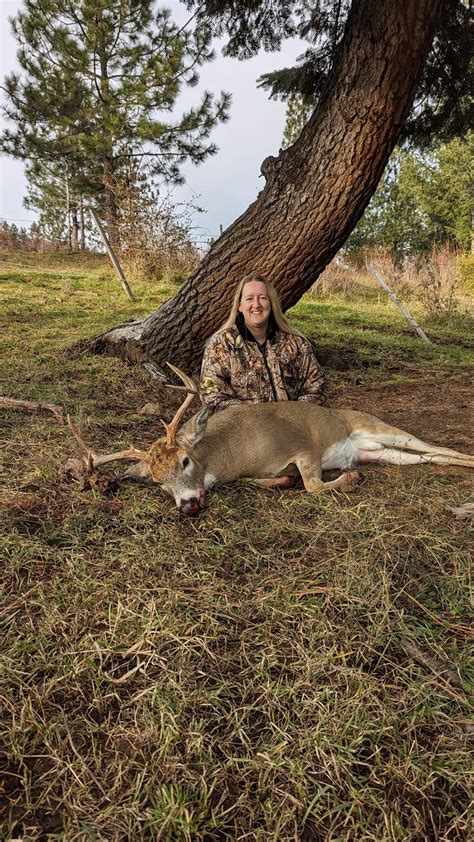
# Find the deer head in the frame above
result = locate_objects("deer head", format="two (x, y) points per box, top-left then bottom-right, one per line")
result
(66, 364), (209, 516)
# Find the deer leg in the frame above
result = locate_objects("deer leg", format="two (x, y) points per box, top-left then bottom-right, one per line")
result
(358, 448), (474, 468)
(371, 432), (474, 464)
(297, 459), (361, 493)
(249, 475), (296, 489)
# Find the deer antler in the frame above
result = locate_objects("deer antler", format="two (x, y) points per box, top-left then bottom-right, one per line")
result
(67, 415), (150, 467)
(162, 363), (200, 449)
(64, 364), (201, 489)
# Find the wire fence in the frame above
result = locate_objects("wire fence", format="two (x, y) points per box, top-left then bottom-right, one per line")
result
(0, 215), (217, 248)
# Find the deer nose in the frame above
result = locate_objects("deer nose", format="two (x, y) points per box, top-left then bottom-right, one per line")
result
(179, 496), (203, 517)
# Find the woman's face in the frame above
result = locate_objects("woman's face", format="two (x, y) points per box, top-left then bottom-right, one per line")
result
(238, 280), (272, 332)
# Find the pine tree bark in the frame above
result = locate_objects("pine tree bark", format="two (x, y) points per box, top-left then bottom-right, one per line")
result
(87, 0), (442, 372)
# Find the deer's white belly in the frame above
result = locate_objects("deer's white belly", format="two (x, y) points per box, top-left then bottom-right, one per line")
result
(322, 431), (382, 470)
(321, 438), (358, 470)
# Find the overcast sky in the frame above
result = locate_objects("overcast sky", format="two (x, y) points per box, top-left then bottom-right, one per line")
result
(0, 0), (306, 243)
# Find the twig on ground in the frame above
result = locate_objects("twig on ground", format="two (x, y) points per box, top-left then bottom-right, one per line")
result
(400, 638), (465, 690)
(1, 396), (64, 422)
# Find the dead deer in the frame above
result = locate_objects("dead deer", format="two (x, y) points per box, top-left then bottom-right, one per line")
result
(66, 364), (474, 517)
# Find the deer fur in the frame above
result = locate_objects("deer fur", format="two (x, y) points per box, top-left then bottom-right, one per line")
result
(66, 365), (473, 517)
(130, 401), (474, 516)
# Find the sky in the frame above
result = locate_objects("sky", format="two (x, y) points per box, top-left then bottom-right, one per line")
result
(0, 0), (306, 244)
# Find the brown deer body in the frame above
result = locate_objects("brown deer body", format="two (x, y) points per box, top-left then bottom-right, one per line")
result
(67, 366), (474, 517)
(170, 402), (474, 514)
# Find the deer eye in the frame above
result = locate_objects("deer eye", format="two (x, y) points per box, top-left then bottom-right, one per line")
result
(182, 457), (190, 469)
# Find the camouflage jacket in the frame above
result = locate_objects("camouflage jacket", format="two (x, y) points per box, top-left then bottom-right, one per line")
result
(200, 315), (325, 414)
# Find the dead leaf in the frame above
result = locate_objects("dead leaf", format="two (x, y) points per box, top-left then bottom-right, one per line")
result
(446, 502), (474, 520)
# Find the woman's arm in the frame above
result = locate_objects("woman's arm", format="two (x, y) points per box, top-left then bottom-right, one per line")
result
(294, 339), (326, 405)
(200, 335), (244, 414)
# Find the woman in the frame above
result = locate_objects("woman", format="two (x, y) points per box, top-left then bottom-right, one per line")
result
(200, 272), (325, 415)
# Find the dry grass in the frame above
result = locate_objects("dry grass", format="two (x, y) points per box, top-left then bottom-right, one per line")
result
(311, 248), (468, 320)
(310, 260), (367, 297)
(366, 248), (464, 317)
(1, 253), (473, 840)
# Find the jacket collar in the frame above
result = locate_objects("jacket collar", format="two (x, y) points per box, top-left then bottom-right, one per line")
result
(236, 311), (277, 344)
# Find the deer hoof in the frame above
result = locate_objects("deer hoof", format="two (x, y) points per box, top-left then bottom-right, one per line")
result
(342, 471), (361, 489)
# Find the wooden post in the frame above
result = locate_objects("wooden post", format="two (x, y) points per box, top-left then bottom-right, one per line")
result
(65, 175), (72, 252)
(90, 207), (135, 302)
(79, 193), (86, 251)
(367, 264), (433, 346)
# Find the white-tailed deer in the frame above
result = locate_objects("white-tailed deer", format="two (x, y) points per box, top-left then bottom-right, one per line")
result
(66, 364), (474, 516)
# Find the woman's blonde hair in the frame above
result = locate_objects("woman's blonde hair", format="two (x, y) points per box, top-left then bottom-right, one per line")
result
(218, 272), (302, 336)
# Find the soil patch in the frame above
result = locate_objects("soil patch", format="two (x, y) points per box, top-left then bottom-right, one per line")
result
(330, 374), (473, 452)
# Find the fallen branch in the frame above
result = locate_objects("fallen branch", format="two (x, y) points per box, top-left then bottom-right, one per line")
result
(400, 638), (464, 690)
(0, 396), (64, 422)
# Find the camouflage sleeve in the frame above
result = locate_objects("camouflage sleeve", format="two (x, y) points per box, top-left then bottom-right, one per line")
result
(200, 333), (244, 414)
(294, 339), (326, 405)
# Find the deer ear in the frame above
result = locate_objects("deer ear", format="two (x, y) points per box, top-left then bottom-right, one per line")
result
(180, 407), (209, 447)
(122, 460), (152, 481)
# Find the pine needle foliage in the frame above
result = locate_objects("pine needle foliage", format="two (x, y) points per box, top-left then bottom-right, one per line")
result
(185, 0), (472, 145)
(2, 0), (230, 238)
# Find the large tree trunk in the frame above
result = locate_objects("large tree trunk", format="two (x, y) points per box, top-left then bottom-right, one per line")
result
(87, 0), (442, 372)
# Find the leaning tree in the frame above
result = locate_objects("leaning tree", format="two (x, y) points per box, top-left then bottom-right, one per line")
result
(87, 0), (449, 371)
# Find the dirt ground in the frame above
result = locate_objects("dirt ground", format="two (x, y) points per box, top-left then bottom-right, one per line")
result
(329, 374), (473, 454)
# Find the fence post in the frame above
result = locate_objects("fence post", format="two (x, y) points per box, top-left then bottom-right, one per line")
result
(367, 264), (433, 347)
(90, 207), (135, 302)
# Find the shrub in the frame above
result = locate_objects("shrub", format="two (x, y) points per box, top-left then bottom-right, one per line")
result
(355, 246), (464, 317)
(105, 169), (202, 282)
(307, 257), (366, 297)
(458, 253), (474, 294)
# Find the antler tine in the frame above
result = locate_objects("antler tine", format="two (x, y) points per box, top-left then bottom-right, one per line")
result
(163, 362), (199, 449)
(165, 362), (199, 394)
(67, 413), (98, 459)
(67, 414), (150, 466)
(164, 391), (196, 449)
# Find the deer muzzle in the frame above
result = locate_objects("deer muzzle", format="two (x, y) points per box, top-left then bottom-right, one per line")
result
(178, 488), (206, 517)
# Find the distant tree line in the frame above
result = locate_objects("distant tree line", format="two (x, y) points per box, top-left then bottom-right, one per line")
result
(347, 135), (473, 258)
(0, 220), (50, 251)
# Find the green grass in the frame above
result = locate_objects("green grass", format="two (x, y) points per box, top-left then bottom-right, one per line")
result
(289, 296), (474, 374)
(1, 252), (473, 840)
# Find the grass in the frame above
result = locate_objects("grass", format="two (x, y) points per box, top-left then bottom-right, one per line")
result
(290, 297), (473, 374)
(1, 252), (473, 840)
